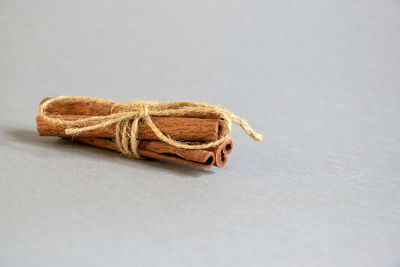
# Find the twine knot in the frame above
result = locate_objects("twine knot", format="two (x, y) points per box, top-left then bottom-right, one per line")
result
(39, 96), (262, 158)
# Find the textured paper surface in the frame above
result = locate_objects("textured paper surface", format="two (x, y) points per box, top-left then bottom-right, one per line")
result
(1, 0), (399, 266)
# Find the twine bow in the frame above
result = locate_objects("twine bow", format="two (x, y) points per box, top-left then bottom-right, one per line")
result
(39, 96), (262, 158)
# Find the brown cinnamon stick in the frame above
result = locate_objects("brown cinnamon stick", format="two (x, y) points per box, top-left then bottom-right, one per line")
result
(40, 97), (221, 119)
(207, 139), (234, 167)
(75, 137), (215, 170)
(37, 115), (225, 142)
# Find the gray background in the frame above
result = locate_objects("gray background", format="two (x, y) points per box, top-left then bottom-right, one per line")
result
(1, 0), (399, 266)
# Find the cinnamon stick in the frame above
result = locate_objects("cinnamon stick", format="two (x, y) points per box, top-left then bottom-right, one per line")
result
(75, 137), (215, 170)
(37, 115), (225, 142)
(207, 139), (233, 167)
(40, 97), (221, 119)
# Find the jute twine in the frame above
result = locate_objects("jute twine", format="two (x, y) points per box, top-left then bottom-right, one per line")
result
(39, 96), (262, 158)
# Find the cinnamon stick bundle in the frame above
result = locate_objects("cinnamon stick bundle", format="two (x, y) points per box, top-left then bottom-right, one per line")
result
(36, 97), (240, 170)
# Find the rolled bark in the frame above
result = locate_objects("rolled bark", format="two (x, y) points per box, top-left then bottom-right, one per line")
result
(207, 139), (234, 168)
(40, 97), (221, 119)
(37, 115), (225, 142)
(75, 137), (215, 170)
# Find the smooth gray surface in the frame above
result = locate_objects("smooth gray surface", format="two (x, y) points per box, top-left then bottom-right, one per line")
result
(1, 0), (400, 266)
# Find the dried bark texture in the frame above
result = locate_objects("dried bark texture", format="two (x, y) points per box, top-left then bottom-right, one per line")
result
(37, 115), (225, 142)
(40, 97), (221, 119)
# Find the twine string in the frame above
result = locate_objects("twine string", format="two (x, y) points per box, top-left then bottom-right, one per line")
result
(39, 96), (262, 158)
